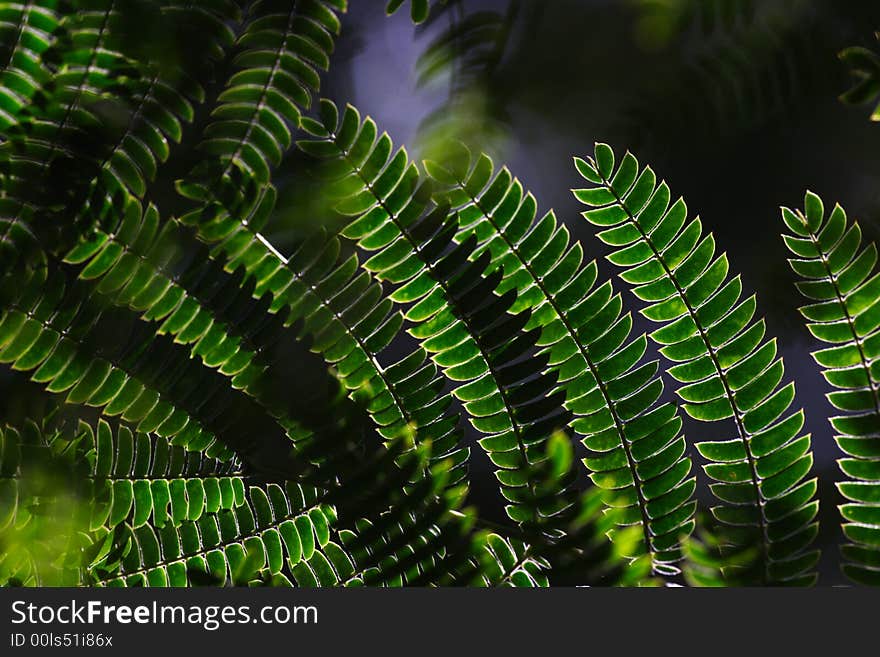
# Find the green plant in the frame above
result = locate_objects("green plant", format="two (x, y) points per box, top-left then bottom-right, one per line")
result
(0, 0), (877, 588)
(572, 144), (818, 585)
(781, 192), (880, 585)
(839, 32), (880, 121)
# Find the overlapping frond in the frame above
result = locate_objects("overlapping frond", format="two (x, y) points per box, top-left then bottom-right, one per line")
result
(0, 0), (240, 274)
(0, 415), (243, 585)
(2, 412), (490, 587)
(298, 101), (579, 531)
(461, 439), (652, 587)
(0, 0), (61, 128)
(197, 212), (469, 483)
(90, 481), (339, 586)
(186, 0), (346, 195)
(69, 418), (244, 531)
(0, 0), (124, 270)
(469, 484), (651, 587)
(164, 0), (457, 477)
(421, 144), (695, 575)
(573, 143), (819, 585)
(0, 417), (243, 538)
(1, 397), (462, 587)
(71, 0), (241, 200)
(62, 194), (316, 435)
(65, 203), (276, 392)
(90, 440), (484, 587)
(179, 155), (469, 485)
(470, 531), (549, 586)
(781, 192), (880, 585)
(2, 0), (855, 590)
(0, 262), (286, 461)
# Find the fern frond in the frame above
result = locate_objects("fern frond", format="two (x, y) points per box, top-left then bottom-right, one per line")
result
(0, 0), (124, 270)
(0, 0), (61, 129)
(573, 143), (819, 585)
(187, 0), (346, 193)
(281, 229), (466, 474)
(90, 482), (339, 586)
(11, 187), (379, 486)
(3, 412), (477, 587)
(0, 417), (243, 539)
(90, 440), (477, 587)
(470, 531), (549, 586)
(0, 0), (238, 272)
(781, 192), (880, 585)
(62, 195), (304, 429)
(63, 203), (275, 392)
(298, 100), (581, 530)
(420, 144), (695, 575)
(175, 183), (468, 485)
(0, 264), (284, 461)
(465, 446), (651, 586)
(82, 0), (240, 198)
(166, 1), (458, 478)
(335, 491), (479, 586)
(536, 483), (656, 587)
(0, 413), (239, 586)
(33, 0), (242, 202)
(64, 418), (244, 531)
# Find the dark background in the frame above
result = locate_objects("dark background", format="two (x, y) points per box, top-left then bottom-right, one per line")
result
(314, 0), (880, 583)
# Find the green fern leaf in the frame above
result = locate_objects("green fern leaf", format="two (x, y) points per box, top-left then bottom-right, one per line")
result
(62, 195), (307, 430)
(0, 0), (239, 275)
(163, 1), (467, 484)
(0, 266), (252, 461)
(91, 443), (476, 587)
(781, 192), (880, 585)
(0, 418), (243, 546)
(298, 100), (582, 530)
(90, 482), (340, 586)
(0, 0), (61, 129)
(470, 531), (550, 587)
(69, 418), (244, 531)
(573, 143), (820, 585)
(176, 182), (469, 485)
(423, 144), (696, 576)
(186, 0), (346, 195)
(86, 1), (240, 198)
(300, 101), (694, 572)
